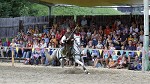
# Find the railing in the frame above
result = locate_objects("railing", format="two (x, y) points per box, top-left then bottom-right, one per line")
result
(0, 46), (144, 66)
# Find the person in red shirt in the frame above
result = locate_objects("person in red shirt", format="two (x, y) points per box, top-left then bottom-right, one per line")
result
(104, 25), (111, 36)
(61, 28), (66, 36)
(55, 30), (62, 42)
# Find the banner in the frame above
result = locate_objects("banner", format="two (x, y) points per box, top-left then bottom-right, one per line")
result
(136, 51), (140, 57)
(109, 50), (113, 55)
(114, 50), (118, 55)
(120, 50), (124, 55)
(16, 47), (19, 53)
(99, 50), (102, 55)
(32, 48), (34, 53)
(126, 51), (129, 56)
(89, 49), (92, 54)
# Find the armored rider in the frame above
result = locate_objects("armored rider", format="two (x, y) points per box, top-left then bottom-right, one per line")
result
(61, 27), (74, 58)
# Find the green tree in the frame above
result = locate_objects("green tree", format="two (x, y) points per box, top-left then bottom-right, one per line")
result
(0, 0), (39, 17)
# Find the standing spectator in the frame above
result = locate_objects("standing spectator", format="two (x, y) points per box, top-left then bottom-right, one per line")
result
(80, 35), (87, 48)
(81, 17), (87, 27)
(104, 25), (111, 36)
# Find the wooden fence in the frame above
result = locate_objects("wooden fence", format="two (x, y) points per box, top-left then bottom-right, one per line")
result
(0, 16), (51, 38)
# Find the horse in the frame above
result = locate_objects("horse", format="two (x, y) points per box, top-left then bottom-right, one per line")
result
(45, 34), (90, 74)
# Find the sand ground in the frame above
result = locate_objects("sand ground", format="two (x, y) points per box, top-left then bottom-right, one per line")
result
(0, 62), (150, 84)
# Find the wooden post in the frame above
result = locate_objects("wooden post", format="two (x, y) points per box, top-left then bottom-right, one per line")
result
(12, 48), (14, 66)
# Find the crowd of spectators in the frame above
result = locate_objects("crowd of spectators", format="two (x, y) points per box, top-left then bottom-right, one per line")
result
(0, 16), (148, 70)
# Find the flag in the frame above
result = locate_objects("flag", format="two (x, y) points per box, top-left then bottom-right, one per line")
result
(120, 50), (124, 55)
(136, 51), (140, 57)
(114, 50), (118, 55)
(16, 47), (19, 53)
(126, 51), (129, 56)
(99, 50), (102, 55)
(32, 48), (34, 53)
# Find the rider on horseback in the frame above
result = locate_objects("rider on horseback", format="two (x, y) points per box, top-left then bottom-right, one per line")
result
(61, 27), (74, 59)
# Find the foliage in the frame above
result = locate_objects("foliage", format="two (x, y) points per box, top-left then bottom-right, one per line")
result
(0, 0), (39, 17)
(31, 5), (123, 16)
(51, 6), (123, 16)
(0, 0), (123, 17)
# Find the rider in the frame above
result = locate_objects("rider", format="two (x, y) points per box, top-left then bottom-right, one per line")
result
(61, 27), (74, 58)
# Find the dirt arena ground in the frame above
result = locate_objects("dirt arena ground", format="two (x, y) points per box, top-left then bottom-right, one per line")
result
(0, 62), (150, 84)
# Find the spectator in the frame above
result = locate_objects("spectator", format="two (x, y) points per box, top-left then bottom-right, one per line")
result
(139, 31), (144, 43)
(81, 17), (87, 27)
(108, 51), (118, 68)
(55, 30), (62, 43)
(95, 40), (103, 49)
(117, 54), (128, 69)
(104, 25), (111, 36)
(3, 38), (11, 47)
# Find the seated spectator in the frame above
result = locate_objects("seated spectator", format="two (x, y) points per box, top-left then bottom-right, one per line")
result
(139, 31), (144, 43)
(80, 29), (86, 36)
(112, 35), (121, 50)
(80, 35), (87, 48)
(44, 34), (49, 45)
(86, 39), (94, 48)
(55, 30), (62, 43)
(81, 46), (88, 65)
(98, 26), (103, 35)
(116, 54), (128, 69)
(93, 51), (103, 68)
(109, 43), (116, 50)
(132, 34), (138, 46)
(120, 30), (128, 46)
(125, 41), (136, 62)
(95, 40), (103, 49)
(22, 40), (32, 59)
(3, 38), (11, 47)
(108, 51), (118, 68)
(103, 45), (110, 67)
(127, 35), (133, 43)
(50, 35), (58, 46)
(86, 29), (91, 40)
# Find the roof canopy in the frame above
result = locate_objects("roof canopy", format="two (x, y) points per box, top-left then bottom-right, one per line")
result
(31, 0), (147, 7)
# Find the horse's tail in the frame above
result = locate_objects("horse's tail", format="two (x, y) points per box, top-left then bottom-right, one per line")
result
(45, 49), (56, 62)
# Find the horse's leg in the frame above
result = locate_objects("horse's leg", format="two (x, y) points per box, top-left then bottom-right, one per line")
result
(75, 59), (90, 74)
(59, 58), (65, 68)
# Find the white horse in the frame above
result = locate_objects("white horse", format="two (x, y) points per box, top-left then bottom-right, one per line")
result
(45, 34), (89, 74)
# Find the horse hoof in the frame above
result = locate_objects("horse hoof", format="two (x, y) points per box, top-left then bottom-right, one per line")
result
(84, 70), (90, 74)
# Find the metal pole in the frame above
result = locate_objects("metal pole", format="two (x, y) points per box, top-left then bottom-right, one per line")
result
(142, 0), (149, 71)
(48, 6), (52, 27)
